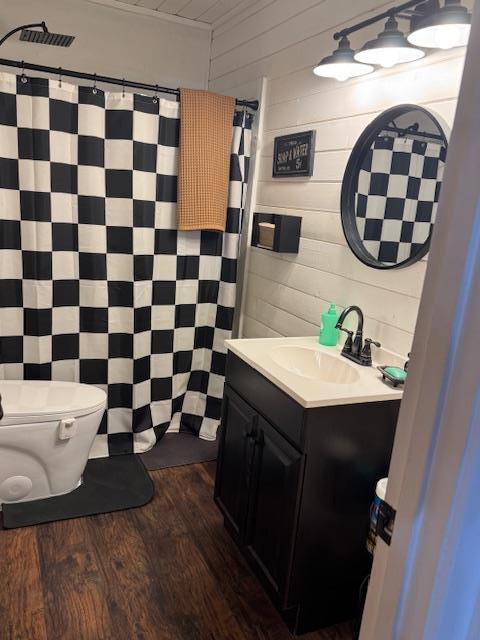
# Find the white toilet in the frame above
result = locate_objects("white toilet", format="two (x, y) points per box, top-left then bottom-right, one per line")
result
(0, 380), (106, 507)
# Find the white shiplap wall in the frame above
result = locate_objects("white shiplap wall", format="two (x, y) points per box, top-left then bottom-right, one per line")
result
(1, 0), (212, 91)
(209, 0), (471, 355)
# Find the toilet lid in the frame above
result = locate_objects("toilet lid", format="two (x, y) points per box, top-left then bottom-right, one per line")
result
(0, 380), (106, 425)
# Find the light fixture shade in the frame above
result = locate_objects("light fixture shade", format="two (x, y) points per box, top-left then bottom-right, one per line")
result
(355, 15), (425, 68)
(313, 36), (374, 82)
(408, 0), (471, 49)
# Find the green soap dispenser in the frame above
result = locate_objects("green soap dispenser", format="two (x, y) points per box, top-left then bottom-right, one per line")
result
(319, 303), (340, 346)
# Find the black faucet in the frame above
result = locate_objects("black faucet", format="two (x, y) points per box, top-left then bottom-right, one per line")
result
(335, 305), (381, 366)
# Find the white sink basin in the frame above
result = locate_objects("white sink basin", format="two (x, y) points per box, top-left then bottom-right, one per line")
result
(225, 336), (404, 408)
(270, 346), (360, 385)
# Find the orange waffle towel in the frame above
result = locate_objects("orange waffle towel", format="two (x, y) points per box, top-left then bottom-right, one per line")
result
(177, 88), (235, 231)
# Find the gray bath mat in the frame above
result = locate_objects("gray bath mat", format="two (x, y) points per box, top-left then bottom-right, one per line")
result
(141, 433), (218, 471)
(1, 454), (154, 529)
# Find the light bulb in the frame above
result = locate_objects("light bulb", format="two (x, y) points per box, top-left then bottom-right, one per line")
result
(408, 23), (470, 49)
(438, 24), (461, 48)
(313, 62), (374, 81)
(355, 46), (424, 68)
(379, 49), (401, 68)
(355, 15), (425, 69)
(314, 36), (374, 82)
(334, 71), (349, 82)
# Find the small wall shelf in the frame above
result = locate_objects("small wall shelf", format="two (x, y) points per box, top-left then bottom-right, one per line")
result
(251, 213), (301, 254)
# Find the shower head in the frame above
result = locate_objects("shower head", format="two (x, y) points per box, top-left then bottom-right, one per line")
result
(20, 26), (75, 47)
(0, 21), (75, 48)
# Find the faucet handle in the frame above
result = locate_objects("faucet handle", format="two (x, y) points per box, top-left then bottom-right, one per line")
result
(339, 328), (353, 354)
(360, 338), (381, 366)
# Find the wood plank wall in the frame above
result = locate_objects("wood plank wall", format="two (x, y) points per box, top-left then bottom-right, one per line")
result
(209, 0), (472, 355)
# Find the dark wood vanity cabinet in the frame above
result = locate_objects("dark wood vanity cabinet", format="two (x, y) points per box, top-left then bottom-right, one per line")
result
(215, 352), (401, 635)
(215, 386), (303, 600)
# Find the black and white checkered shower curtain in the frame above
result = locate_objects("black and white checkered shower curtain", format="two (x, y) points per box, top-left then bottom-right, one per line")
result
(0, 72), (253, 457)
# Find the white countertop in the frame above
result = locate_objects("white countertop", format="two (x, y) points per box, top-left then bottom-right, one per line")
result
(225, 336), (404, 409)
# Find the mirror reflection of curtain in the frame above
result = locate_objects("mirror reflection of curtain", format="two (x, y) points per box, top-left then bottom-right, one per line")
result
(356, 135), (446, 264)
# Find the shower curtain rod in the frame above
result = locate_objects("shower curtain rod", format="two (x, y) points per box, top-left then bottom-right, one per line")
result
(0, 58), (259, 111)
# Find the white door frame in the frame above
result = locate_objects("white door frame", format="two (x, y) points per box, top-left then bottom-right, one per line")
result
(360, 2), (480, 638)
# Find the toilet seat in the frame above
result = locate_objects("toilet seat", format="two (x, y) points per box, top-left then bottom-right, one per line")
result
(0, 380), (106, 426)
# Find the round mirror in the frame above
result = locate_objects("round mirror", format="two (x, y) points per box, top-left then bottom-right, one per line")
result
(341, 104), (449, 269)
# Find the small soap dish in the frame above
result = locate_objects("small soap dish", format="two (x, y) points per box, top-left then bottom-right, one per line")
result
(377, 366), (407, 388)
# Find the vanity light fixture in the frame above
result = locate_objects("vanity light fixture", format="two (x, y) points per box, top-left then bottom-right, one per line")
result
(313, 0), (471, 82)
(354, 15), (425, 68)
(313, 36), (374, 82)
(407, 0), (471, 50)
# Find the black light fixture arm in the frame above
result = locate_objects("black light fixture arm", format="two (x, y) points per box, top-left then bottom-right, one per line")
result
(333, 0), (429, 40)
(0, 21), (48, 48)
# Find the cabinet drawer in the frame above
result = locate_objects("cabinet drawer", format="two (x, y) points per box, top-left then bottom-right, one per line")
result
(226, 352), (306, 450)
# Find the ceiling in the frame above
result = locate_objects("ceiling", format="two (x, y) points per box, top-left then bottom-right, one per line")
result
(116, 0), (243, 24)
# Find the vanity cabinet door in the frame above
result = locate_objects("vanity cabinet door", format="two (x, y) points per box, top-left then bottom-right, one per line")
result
(244, 416), (304, 605)
(214, 386), (258, 541)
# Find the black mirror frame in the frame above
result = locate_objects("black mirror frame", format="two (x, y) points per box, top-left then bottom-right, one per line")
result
(340, 104), (449, 270)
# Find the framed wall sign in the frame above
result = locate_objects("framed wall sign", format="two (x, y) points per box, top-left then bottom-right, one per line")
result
(272, 130), (316, 178)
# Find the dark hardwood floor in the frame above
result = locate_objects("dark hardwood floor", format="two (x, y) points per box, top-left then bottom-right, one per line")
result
(0, 461), (354, 640)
